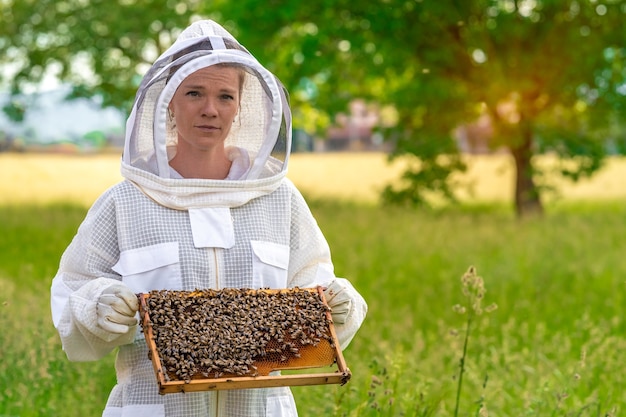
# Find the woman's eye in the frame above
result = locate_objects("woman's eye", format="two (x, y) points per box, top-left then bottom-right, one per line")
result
(221, 94), (234, 100)
(186, 91), (200, 97)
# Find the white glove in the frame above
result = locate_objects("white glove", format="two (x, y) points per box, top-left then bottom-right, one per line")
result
(96, 283), (139, 335)
(323, 279), (353, 324)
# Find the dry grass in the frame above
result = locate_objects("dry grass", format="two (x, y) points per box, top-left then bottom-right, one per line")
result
(2, 152), (626, 206)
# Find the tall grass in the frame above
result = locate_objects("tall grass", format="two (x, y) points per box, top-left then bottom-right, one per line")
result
(2, 154), (626, 415)
(290, 201), (626, 416)
(0, 204), (116, 417)
(2, 202), (625, 415)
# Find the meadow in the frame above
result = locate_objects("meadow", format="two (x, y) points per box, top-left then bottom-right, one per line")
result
(1, 153), (626, 416)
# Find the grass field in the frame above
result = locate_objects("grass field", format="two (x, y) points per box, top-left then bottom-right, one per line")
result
(1, 153), (626, 416)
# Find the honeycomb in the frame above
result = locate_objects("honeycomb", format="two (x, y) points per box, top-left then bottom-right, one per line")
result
(140, 287), (338, 383)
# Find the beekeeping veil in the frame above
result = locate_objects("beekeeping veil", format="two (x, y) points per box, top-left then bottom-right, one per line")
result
(121, 20), (291, 209)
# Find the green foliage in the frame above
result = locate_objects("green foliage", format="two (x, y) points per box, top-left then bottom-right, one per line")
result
(209, 0), (626, 214)
(381, 154), (467, 207)
(2, 98), (27, 122)
(1, 0), (625, 210)
(0, 0), (205, 111)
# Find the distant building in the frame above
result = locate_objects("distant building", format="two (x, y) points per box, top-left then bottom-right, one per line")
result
(324, 99), (390, 152)
(454, 113), (494, 154)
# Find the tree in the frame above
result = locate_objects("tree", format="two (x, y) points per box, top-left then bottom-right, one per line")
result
(2, 0), (625, 216)
(208, 0), (626, 216)
(0, 0), (202, 111)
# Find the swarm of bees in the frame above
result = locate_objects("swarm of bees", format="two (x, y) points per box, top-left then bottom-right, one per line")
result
(143, 288), (334, 383)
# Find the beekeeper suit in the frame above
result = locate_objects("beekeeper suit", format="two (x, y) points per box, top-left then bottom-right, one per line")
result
(50, 19), (367, 417)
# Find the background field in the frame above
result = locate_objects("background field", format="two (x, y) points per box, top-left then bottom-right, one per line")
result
(1, 153), (626, 416)
(4, 152), (626, 206)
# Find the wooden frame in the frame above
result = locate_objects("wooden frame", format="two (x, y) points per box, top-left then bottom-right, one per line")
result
(138, 287), (351, 394)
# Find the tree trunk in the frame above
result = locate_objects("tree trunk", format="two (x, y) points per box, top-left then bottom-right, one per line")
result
(510, 124), (543, 218)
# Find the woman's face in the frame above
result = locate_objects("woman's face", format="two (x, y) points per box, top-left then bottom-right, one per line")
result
(169, 65), (241, 153)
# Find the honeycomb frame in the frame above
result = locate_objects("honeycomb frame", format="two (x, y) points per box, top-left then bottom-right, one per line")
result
(138, 286), (351, 394)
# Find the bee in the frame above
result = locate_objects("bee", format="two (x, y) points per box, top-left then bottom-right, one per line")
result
(146, 287), (334, 382)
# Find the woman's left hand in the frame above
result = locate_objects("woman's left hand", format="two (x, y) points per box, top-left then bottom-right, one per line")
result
(323, 280), (352, 324)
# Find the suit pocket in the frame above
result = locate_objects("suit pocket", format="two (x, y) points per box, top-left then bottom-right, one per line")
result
(112, 242), (183, 293)
(250, 240), (289, 289)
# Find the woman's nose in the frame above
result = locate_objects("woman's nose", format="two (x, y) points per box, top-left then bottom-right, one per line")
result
(201, 98), (218, 117)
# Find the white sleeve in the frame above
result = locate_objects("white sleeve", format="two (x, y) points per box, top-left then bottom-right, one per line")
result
(53, 277), (137, 361)
(50, 191), (135, 362)
(285, 182), (367, 350)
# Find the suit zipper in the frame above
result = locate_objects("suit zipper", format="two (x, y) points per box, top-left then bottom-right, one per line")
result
(212, 247), (221, 416)
(213, 247), (220, 289)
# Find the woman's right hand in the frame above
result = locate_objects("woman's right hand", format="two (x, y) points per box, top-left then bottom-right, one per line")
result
(96, 283), (139, 334)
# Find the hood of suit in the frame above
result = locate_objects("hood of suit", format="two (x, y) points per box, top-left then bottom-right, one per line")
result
(121, 20), (292, 209)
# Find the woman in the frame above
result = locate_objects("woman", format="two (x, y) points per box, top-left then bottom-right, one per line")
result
(50, 19), (367, 417)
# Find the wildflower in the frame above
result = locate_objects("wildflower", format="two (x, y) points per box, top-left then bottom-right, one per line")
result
(453, 266), (497, 417)
(484, 303), (498, 313)
(452, 304), (466, 314)
(459, 266), (497, 316)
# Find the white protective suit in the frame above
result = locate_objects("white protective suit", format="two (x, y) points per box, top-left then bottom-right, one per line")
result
(50, 20), (367, 417)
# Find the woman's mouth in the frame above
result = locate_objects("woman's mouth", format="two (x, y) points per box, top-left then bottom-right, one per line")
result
(196, 125), (220, 131)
